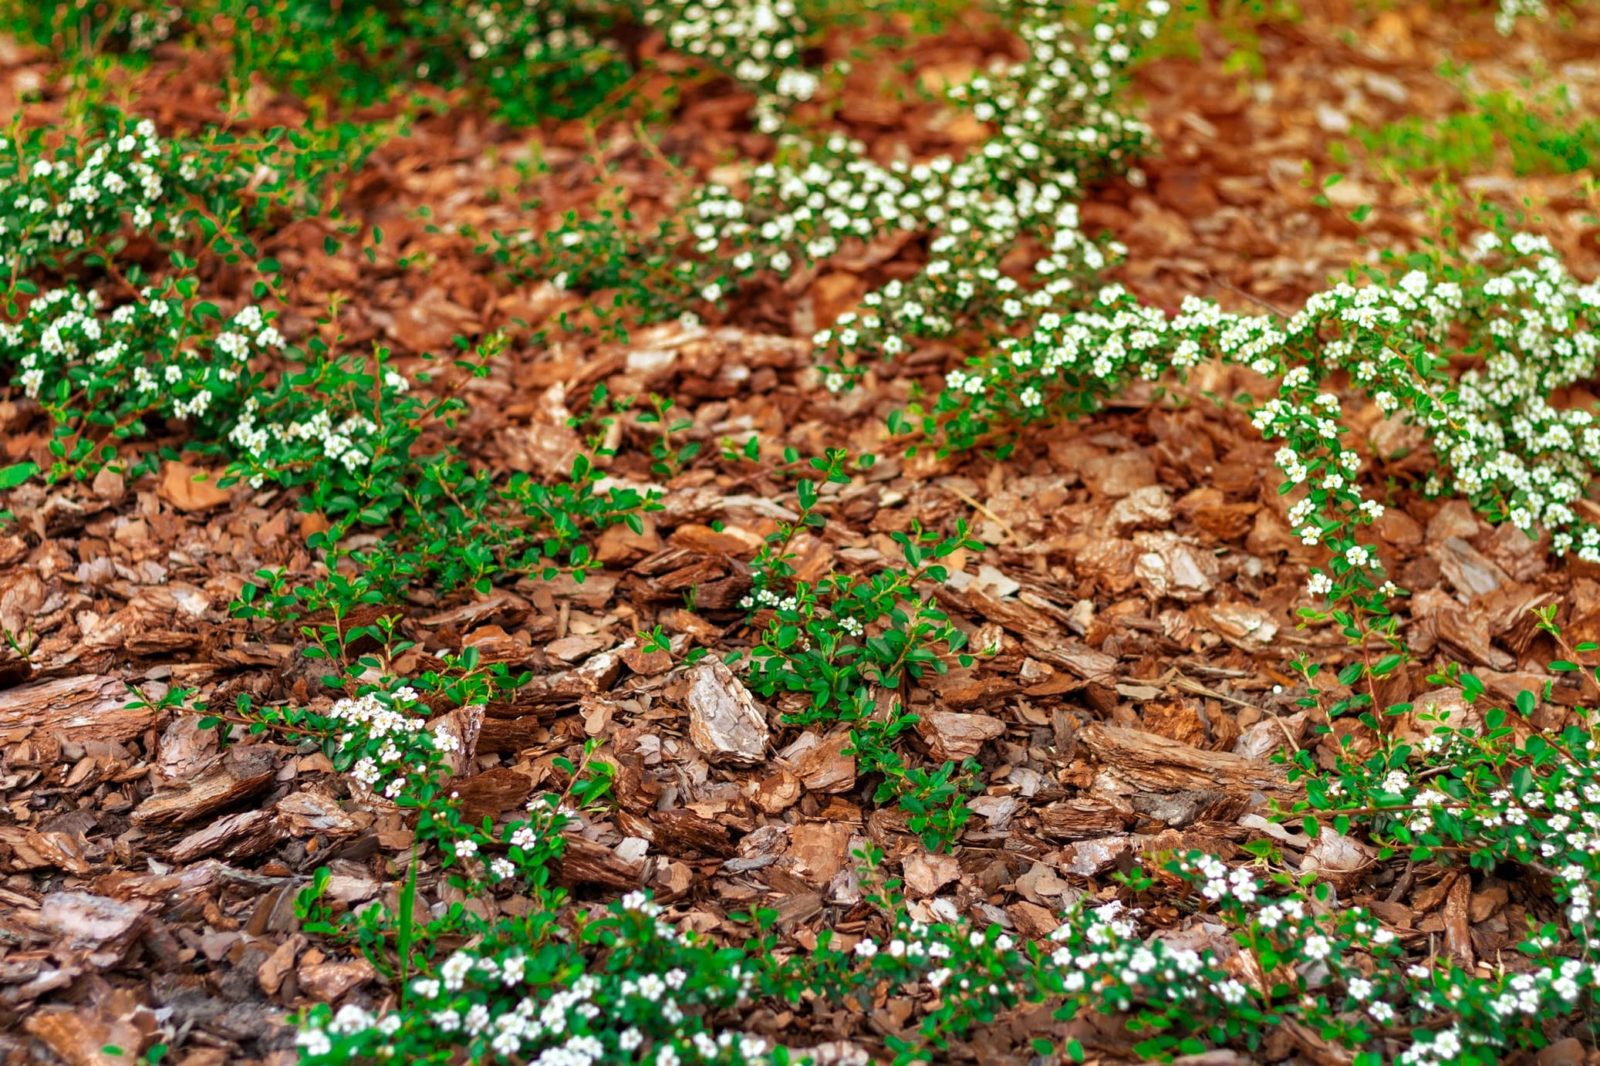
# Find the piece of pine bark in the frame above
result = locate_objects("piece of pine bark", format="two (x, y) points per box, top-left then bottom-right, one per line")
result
(0, 675), (154, 742)
(131, 746), (279, 827)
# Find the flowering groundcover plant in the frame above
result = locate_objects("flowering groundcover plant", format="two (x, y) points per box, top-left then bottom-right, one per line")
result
(919, 225), (1600, 619)
(532, 0), (1164, 346)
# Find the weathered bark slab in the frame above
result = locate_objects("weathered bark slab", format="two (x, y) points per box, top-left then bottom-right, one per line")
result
(0, 675), (153, 742)
(1079, 722), (1286, 795)
(685, 660), (768, 766)
(132, 747), (279, 827)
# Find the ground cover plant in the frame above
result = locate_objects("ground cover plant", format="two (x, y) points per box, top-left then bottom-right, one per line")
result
(5, 0), (1600, 1065)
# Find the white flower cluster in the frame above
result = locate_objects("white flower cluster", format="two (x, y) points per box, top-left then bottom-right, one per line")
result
(844, 850), (1600, 1061)
(937, 233), (1600, 600)
(0, 118), (177, 269)
(1168, 852), (1600, 1056)
(1040, 897), (1235, 1012)
(737, 586), (798, 612)
(645, 0), (818, 134)
(1375, 738), (1600, 932)
(296, 1002), (402, 1058)
(546, 0), (1164, 371)
(37, 3), (182, 54)
(451, 0), (624, 100)
(1494, 0), (1549, 33)
(127, 4), (182, 49)
(299, 904), (767, 1065)
(324, 686), (455, 800)
(2, 286), (283, 430)
(460, 2), (600, 61)
(694, 0), (1161, 374)
(282, 408), (380, 471)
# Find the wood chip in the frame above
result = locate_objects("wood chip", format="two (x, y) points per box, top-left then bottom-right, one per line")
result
(916, 711), (1004, 761)
(685, 660), (769, 766)
(132, 746), (279, 827)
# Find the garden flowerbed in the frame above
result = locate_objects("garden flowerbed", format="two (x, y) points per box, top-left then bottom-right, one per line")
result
(4, 1), (1600, 1064)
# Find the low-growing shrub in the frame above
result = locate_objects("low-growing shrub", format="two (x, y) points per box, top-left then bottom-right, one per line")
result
(0, 111), (383, 476)
(915, 224), (1600, 626)
(0, 112), (658, 601)
(211, 601), (1600, 1066)
(8, 0), (635, 122)
(735, 454), (984, 850)
(1289, 607), (1600, 944)
(535, 0), (1165, 349)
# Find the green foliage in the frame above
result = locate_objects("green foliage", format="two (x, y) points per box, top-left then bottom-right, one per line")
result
(916, 216), (1600, 634)
(1147, 0), (1302, 79)
(732, 456), (984, 851)
(0, 111), (658, 612)
(1288, 607), (1600, 939)
(869, 751), (983, 852)
(1350, 82), (1600, 177)
(6, 0), (636, 123)
(0, 110), (383, 479)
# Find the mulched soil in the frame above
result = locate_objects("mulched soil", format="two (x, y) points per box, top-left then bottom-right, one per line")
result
(3, 3), (1600, 1063)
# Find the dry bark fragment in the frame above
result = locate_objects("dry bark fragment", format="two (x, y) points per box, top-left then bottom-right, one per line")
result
(0, 675), (155, 742)
(453, 767), (534, 824)
(299, 957), (376, 1001)
(916, 711), (1004, 760)
(24, 1009), (146, 1066)
(1020, 637), (1117, 686)
(1393, 687), (1481, 747)
(785, 821), (853, 887)
(498, 645), (629, 709)
(1079, 722), (1286, 794)
(0, 828), (94, 874)
(1133, 531), (1218, 601)
(1443, 871), (1474, 969)
(276, 791), (360, 837)
(752, 769), (802, 813)
(902, 851), (961, 898)
(131, 746), (279, 827)
(1061, 835), (1133, 877)
(257, 933), (306, 997)
(167, 809), (282, 863)
(685, 660), (769, 766)
(655, 808), (736, 857)
(156, 461), (233, 512)
(793, 731), (857, 793)
(38, 892), (149, 967)
(1037, 796), (1137, 841)
(556, 833), (644, 890)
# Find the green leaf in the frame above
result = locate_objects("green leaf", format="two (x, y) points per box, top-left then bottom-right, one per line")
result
(0, 461), (39, 490)
(397, 851), (418, 984)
